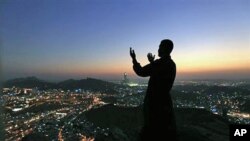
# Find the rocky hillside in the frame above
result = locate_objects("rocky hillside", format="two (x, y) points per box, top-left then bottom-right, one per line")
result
(85, 104), (229, 141)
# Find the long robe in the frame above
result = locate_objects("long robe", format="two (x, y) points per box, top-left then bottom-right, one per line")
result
(133, 56), (178, 140)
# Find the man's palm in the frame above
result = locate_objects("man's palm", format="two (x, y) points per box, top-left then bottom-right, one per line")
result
(147, 53), (155, 63)
(130, 47), (136, 59)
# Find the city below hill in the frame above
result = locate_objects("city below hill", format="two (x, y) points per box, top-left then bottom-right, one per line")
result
(84, 104), (229, 141)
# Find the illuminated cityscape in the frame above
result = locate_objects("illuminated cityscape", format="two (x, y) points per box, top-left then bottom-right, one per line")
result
(1, 77), (250, 140)
(1, 1), (249, 141)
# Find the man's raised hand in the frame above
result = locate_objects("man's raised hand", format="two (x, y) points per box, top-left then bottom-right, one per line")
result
(130, 47), (136, 60)
(147, 53), (155, 63)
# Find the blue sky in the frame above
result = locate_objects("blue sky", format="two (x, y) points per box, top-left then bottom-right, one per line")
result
(1, 0), (250, 81)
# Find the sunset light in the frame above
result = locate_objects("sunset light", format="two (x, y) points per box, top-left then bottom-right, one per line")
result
(1, 0), (249, 81)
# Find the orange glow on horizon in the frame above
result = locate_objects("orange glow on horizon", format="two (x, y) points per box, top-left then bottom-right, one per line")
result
(38, 58), (249, 79)
(174, 44), (250, 74)
(34, 46), (250, 79)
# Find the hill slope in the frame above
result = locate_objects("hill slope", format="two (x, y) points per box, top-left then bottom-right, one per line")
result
(85, 104), (229, 141)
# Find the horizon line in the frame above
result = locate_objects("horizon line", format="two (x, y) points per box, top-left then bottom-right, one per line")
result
(2, 75), (250, 83)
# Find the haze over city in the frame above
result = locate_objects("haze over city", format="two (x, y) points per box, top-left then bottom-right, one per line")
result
(1, 0), (250, 81)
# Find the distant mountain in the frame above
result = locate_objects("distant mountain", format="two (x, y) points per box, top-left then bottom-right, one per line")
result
(3, 77), (121, 94)
(3, 76), (54, 89)
(57, 78), (120, 93)
(84, 104), (229, 141)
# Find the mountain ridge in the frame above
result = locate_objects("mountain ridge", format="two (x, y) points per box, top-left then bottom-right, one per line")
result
(3, 76), (121, 94)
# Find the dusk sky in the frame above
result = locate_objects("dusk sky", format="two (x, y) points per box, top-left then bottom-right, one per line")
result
(1, 0), (250, 81)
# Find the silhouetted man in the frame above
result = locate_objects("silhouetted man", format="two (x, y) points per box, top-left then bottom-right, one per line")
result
(130, 39), (177, 141)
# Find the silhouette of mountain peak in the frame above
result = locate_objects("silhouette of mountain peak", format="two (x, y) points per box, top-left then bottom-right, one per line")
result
(3, 76), (51, 88)
(10, 76), (40, 82)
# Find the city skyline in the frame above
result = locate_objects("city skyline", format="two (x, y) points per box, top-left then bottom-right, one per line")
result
(1, 0), (250, 81)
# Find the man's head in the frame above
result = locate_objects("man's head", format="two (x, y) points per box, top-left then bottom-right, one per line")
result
(158, 39), (174, 58)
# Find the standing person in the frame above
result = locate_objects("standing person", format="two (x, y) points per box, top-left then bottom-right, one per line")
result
(130, 39), (178, 140)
